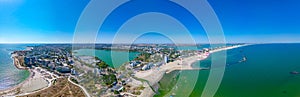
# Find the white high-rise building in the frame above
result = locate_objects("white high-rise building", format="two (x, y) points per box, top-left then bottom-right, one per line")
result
(164, 55), (168, 64)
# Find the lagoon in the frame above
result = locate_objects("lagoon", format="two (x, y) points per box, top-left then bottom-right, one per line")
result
(73, 49), (140, 68)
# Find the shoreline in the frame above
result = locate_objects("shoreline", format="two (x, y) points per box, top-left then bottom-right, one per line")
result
(12, 54), (27, 70)
(0, 53), (49, 96)
(0, 54), (32, 95)
(136, 44), (251, 97)
(0, 44), (250, 96)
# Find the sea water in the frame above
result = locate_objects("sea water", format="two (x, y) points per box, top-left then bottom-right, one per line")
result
(0, 44), (30, 90)
(156, 44), (300, 97)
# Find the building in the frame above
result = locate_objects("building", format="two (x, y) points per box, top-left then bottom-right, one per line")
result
(164, 55), (169, 64)
(71, 68), (77, 75)
(42, 60), (51, 67)
(142, 65), (149, 71)
(129, 62), (137, 67)
(203, 48), (210, 53)
(24, 56), (38, 67)
(48, 62), (56, 71)
(111, 85), (124, 92)
(56, 66), (71, 73)
(154, 62), (163, 67)
(202, 48), (210, 56)
(130, 61), (142, 67)
(94, 68), (100, 76)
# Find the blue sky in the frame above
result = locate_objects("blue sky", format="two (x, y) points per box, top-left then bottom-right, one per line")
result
(0, 0), (299, 43)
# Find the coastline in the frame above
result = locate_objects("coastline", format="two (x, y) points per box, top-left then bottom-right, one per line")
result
(0, 54), (31, 95)
(12, 53), (27, 70)
(0, 44), (250, 96)
(136, 44), (250, 97)
(0, 53), (49, 96)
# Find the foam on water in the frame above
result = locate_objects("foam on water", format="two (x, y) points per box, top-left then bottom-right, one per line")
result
(0, 44), (30, 90)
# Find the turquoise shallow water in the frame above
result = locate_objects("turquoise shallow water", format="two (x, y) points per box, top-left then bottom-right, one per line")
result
(0, 44), (30, 90)
(156, 44), (300, 97)
(73, 49), (140, 68)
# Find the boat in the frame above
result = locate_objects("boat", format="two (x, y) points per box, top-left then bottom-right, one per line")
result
(290, 71), (299, 75)
(239, 56), (247, 63)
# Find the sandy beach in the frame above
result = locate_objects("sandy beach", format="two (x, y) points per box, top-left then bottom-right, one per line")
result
(0, 56), (52, 96)
(17, 68), (49, 94)
(136, 44), (249, 97)
(0, 55), (31, 95)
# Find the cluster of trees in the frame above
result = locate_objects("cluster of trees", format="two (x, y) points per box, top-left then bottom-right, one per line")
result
(94, 57), (117, 86)
(70, 77), (79, 84)
(135, 52), (151, 62)
(103, 74), (117, 86)
(97, 61), (109, 68)
(95, 57), (109, 68)
(169, 51), (180, 62)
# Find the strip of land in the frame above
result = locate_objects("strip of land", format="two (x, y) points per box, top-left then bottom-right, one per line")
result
(135, 44), (250, 97)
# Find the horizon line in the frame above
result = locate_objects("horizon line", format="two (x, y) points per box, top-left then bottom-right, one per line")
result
(0, 42), (299, 44)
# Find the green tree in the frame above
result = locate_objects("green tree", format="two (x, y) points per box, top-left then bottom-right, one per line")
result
(97, 61), (108, 68)
(103, 74), (117, 85)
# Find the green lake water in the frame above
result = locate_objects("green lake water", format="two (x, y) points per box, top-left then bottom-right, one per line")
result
(73, 49), (140, 68)
(156, 44), (300, 97)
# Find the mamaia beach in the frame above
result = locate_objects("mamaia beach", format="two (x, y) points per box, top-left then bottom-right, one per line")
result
(135, 44), (249, 97)
(155, 43), (300, 97)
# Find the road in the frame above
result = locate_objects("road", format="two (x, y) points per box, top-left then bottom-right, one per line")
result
(68, 76), (91, 97)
